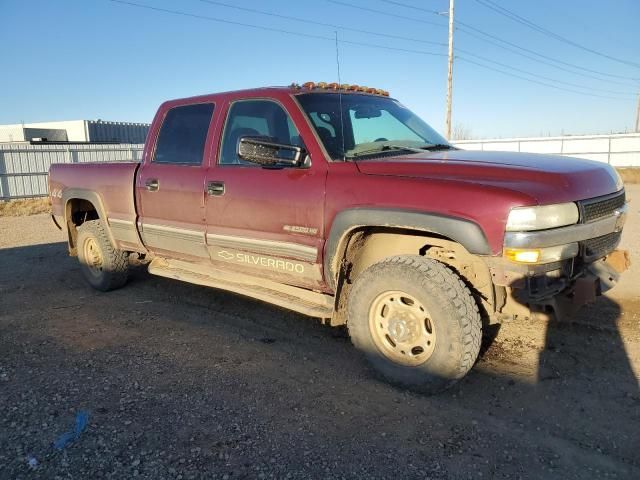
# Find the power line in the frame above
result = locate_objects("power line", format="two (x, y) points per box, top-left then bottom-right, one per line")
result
(362, 0), (640, 82)
(455, 21), (638, 82)
(456, 49), (636, 96)
(373, 0), (442, 16)
(457, 56), (631, 101)
(199, 0), (634, 96)
(106, 0), (633, 100)
(455, 27), (639, 88)
(107, 0), (447, 57)
(327, 0), (448, 29)
(207, 0), (636, 95)
(109, 0), (330, 41)
(207, 0), (634, 97)
(195, 0), (447, 48)
(474, 0), (640, 69)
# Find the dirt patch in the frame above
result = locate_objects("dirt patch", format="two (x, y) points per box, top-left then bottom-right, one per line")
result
(618, 167), (640, 184)
(0, 187), (638, 479)
(0, 197), (51, 217)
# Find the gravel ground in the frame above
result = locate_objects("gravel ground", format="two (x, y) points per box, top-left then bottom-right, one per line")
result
(1, 187), (639, 479)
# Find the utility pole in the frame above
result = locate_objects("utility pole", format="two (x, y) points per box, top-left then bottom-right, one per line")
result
(445, 0), (455, 140)
(636, 92), (640, 132)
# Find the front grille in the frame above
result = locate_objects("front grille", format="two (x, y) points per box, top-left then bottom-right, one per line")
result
(580, 191), (625, 223)
(582, 231), (621, 261)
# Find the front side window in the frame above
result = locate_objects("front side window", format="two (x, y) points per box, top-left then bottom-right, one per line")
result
(219, 100), (302, 165)
(296, 93), (450, 160)
(153, 103), (214, 165)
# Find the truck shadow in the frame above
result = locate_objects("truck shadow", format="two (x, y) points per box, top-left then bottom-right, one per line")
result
(539, 295), (637, 386)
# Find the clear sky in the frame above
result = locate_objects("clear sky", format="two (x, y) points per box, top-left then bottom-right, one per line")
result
(1, 0), (638, 138)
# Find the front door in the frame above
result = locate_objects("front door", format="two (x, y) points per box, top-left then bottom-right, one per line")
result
(136, 102), (215, 260)
(204, 98), (327, 289)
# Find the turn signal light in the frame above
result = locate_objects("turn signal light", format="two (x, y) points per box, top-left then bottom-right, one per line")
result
(505, 248), (541, 264)
(504, 243), (579, 264)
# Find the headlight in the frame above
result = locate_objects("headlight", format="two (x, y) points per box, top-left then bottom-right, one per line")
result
(506, 202), (579, 231)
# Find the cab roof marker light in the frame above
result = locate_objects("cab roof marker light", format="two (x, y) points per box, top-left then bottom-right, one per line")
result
(299, 82), (390, 96)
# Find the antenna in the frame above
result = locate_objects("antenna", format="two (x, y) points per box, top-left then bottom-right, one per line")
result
(335, 31), (346, 161)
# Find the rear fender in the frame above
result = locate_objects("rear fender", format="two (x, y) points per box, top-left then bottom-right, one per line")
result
(62, 189), (117, 255)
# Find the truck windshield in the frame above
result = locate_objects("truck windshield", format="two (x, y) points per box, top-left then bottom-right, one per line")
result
(296, 93), (451, 160)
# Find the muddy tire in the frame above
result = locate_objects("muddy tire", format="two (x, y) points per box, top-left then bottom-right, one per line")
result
(347, 255), (482, 394)
(76, 219), (129, 292)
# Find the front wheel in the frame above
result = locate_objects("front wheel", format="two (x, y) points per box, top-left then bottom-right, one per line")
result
(76, 219), (129, 292)
(347, 255), (482, 394)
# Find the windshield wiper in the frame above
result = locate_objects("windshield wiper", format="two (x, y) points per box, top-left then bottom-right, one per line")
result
(347, 144), (423, 159)
(420, 143), (455, 151)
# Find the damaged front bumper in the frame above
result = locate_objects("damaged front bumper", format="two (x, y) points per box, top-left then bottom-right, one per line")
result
(489, 194), (629, 321)
(490, 249), (631, 321)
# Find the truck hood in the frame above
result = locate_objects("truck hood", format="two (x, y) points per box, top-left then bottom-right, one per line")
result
(354, 149), (622, 204)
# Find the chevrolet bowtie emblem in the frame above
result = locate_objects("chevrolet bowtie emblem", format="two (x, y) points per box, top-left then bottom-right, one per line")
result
(218, 251), (235, 260)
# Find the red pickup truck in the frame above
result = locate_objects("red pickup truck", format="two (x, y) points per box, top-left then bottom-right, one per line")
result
(49, 82), (629, 393)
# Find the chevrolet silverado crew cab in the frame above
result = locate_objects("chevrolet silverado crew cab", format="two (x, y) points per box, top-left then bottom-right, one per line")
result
(49, 82), (629, 394)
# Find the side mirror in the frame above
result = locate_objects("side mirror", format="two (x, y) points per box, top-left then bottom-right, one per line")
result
(237, 136), (307, 167)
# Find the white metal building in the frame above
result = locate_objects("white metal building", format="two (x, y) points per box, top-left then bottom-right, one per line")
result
(0, 119), (149, 143)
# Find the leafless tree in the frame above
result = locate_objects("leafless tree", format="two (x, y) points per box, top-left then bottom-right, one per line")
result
(451, 123), (473, 140)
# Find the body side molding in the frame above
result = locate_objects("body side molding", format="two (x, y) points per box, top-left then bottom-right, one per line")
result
(206, 233), (318, 263)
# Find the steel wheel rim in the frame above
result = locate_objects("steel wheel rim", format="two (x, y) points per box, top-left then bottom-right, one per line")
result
(82, 237), (104, 277)
(368, 290), (436, 366)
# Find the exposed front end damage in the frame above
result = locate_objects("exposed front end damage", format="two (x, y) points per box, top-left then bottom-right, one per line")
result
(490, 249), (630, 321)
(489, 190), (630, 321)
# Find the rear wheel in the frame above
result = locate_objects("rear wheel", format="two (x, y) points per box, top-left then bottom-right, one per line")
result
(76, 219), (129, 292)
(347, 255), (482, 394)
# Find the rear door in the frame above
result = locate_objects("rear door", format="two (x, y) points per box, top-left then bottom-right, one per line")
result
(136, 102), (216, 260)
(203, 97), (327, 289)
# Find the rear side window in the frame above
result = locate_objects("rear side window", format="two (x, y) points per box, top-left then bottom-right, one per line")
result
(153, 103), (214, 165)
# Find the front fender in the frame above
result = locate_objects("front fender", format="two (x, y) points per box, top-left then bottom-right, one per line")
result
(324, 208), (491, 289)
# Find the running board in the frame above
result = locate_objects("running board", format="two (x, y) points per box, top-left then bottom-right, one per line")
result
(148, 258), (334, 319)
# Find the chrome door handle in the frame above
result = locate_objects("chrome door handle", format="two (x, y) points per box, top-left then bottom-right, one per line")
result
(207, 181), (225, 196)
(145, 178), (159, 192)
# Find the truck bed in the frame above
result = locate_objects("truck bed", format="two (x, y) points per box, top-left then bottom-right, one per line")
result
(49, 161), (142, 250)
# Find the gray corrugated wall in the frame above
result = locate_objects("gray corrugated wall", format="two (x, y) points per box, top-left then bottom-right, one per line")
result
(0, 143), (143, 200)
(87, 121), (149, 143)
